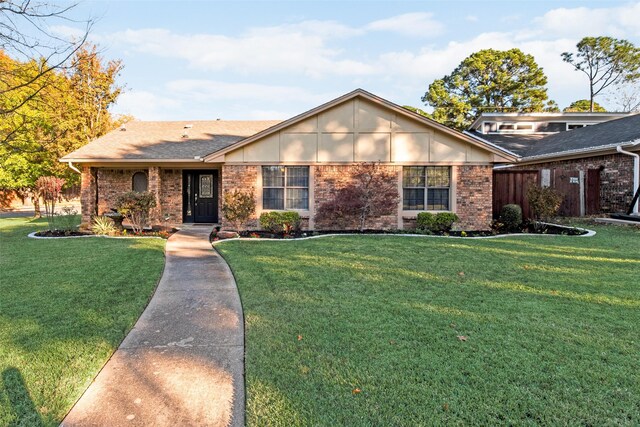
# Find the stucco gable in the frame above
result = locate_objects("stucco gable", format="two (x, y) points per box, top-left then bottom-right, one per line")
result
(205, 89), (516, 164)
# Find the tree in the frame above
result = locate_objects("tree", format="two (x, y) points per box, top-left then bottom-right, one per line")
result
(606, 81), (640, 112)
(1, 1), (92, 119)
(564, 99), (606, 112)
(422, 48), (556, 130)
(0, 46), (124, 215)
(403, 105), (431, 118)
(315, 163), (399, 231)
(562, 36), (640, 112)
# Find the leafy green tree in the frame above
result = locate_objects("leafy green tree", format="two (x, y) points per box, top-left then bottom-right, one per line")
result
(422, 48), (556, 130)
(402, 105), (431, 118)
(563, 99), (606, 112)
(0, 45), (124, 213)
(562, 37), (640, 112)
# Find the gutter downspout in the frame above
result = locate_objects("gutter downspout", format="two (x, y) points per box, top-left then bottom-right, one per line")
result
(616, 144), (640, 214)
(67, 161), (82, 174)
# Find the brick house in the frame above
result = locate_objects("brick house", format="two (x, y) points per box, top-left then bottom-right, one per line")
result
(61, 89), (517, 231)
(467, 113), (640, 216)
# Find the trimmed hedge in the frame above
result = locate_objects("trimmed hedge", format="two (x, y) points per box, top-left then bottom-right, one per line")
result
(259, 211), (301, 234)
(416, 212), (459, 233)
(499, 204), (523, 232)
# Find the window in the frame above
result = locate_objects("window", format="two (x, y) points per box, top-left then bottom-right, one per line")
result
(262, 166), (309, 210)
(403, 166), (451, 211)
(567, 123), (594, 131)
(132, 172), (148, 192)
(498, 123), (534, 131)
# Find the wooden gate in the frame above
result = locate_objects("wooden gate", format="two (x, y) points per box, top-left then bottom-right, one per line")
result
(493, 168), (602, 219)
(551, 169), (581, 216)
(493, 170), (538, 219)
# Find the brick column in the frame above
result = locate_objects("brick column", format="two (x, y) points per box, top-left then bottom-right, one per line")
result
(148, 167), (162, 225)
(80, 166), (97, 226)
(456, 165), (493, 230)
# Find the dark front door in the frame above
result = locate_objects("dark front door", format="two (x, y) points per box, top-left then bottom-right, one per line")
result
(183, 170), (218, 223)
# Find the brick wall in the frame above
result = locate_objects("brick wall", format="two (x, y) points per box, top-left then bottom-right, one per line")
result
(80, 166), (97, 225)
(85, 168), (183, 227)
(313, 165), (399, 230)
(160, 169), (182, 224)
(455, 165), (493, 230)
(515, 154), (634, 213)
(221, 165), (259, 229)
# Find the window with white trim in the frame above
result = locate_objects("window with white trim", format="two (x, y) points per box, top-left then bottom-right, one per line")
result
(262, 166), (309, 210)
(403, 166), (451, 211)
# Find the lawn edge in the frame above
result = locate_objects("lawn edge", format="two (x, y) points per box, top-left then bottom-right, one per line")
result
(212, 224), (596, 246)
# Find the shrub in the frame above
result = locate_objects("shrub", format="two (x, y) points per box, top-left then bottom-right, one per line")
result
(115, 191), (156, 234)
(315, 163), (399, 231)
(35, 176), (66, 230)
(499, 204), (523, 232)
(259, 211), (301, 234)
(91, 215), (118, 235)
(416, 212), (459, 233)
(527, 185), (562, 222)
(221, 189), (256, 231)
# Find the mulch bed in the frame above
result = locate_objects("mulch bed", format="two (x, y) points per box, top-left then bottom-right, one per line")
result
(224, 222), (588, 240)
(34, 226), (178, 239)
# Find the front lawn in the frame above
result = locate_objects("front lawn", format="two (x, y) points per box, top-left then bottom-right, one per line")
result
(0, 217), (165, 426)
(218, 223), (640, 425)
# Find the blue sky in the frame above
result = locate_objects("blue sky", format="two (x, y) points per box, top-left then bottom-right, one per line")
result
(50, 0), (640, 121)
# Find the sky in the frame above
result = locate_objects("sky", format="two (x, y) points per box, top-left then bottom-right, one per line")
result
(45, 0), (640, 121)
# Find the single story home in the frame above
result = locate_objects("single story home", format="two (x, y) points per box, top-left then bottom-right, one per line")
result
(61, 89), (517, 231)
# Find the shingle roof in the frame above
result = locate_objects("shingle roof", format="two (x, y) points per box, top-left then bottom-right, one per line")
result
(61, 120), (282, 161)
(465, 131), (547, 156)
(522, 113), (640, 158)
(466, 113), (640, 159)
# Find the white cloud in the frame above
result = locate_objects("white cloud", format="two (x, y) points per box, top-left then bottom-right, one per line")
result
(533, 2), (640, 38)
(365, 13), (444, 38)
(113, 90), (182, 120)
(48, 24), (87, 40)
(110, 25), (375, 78)
(165, 80), (331, 104)
(465, 15), (478, 23)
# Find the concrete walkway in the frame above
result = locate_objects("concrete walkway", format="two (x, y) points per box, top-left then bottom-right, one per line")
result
(62, 226), (244, 427)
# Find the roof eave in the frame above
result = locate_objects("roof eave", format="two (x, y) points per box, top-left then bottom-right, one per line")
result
(59, 158), (205, 163)
(519, 139), (640, 164)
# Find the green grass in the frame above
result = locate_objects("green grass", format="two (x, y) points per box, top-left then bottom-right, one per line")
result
(0, 217), (165, 426)
(218, 223), (640, 426)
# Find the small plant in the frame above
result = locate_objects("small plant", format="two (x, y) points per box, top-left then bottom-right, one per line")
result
(499, 204), (523, 232)
(259, 211), (301, 234)
(36, 176), (66, 230)
(91, 215), (118, 235)
(116, 191), (156, 234)
(416, 212), (459, 233)
(527, 185), (562, 229)
(55, 206), (79, 233)
(221, 189), (256, 231)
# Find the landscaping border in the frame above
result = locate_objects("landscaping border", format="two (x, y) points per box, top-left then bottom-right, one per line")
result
(27, 231), (165, 240)
(211, 223), (595, 245)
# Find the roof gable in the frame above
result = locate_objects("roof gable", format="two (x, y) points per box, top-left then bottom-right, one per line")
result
(205, 89), (517, 163)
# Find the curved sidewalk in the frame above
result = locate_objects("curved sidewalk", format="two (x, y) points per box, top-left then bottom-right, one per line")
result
(62, 226), (244, 427)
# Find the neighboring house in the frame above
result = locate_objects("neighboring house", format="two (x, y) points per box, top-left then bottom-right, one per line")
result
(466, 112), (629, 156)
(60, 89), (517, 231)
(468, 114), (640, 217)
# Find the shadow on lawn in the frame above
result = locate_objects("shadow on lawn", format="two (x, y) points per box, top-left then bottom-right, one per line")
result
(2, 368), (44, 427)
